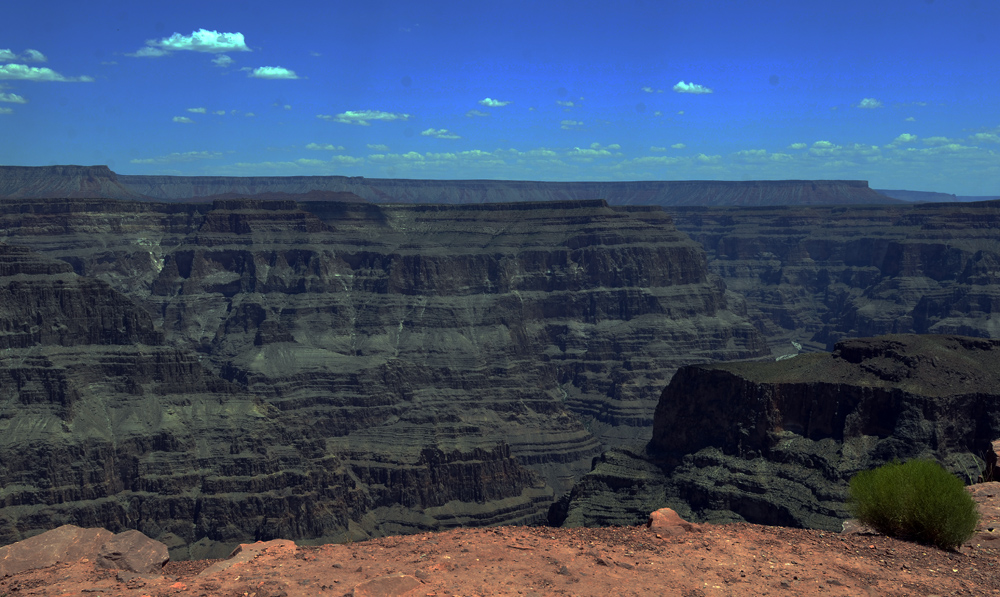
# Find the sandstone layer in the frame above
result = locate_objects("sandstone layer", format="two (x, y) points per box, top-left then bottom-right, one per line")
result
(666, 201), (1000, 355)
(0, 198), (765, 557)
(561, 334), (1000, 531)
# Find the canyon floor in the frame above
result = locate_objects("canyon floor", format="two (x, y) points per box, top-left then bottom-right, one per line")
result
(2, 484), (999, 597)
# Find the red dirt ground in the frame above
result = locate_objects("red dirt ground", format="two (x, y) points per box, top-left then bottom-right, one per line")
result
(3, 483), (999, 597)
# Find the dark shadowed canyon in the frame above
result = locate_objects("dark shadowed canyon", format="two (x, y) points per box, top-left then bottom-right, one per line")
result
(0, 166), (998, 558)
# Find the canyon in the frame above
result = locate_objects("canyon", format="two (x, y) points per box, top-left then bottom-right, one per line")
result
(0, 196), (764, 558)
(1, 165), (999, 556)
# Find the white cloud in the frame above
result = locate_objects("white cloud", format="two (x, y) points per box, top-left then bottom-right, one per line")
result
(245, 112), (255, 117)
(0, 92), (26, 103)
(676, 110), (684, 115)
(569, 146), (612, 157)
(923, 136), (953, 145)
(0, 49), (47, 62)
(130, 150), (223, 164)
(560, 119), (583, 130)
(465, 109), (490, 118)
(421, 128), (461, 139)
(891, 133), (918, 145)
(247, 66), (299, 79)
(671, 143), (686, 149)
(555, 100), (575, 107)
(283, 104), (291, 110)
(653, 111), (663, 116)
(128, 47), (169, 58)
(0, 63), (91, 82)
(650, 146), (667, 152)
(673, 80), (713, 94)
(367, 144), (390, 151)
(972, 132), (1000, 144)
(306, 143), (346, 151)
(212, 54), (234, 67)
(172, 116), (195, 124)
(214, 110), (226, 115)
(318, 110), (411, 126)
(696, 153), (721, 163)
(479, 97), (511, 107)
(187, 107), (207, 114)
(812, 140), (835, 148)
(0, 107), (11, 114)
(857, 97), (883, 109)
(789, 143), (807, 150)
(146, 29), (250, 54)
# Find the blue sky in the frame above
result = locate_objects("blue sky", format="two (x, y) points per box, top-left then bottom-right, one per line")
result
(1, 0), (998, 194)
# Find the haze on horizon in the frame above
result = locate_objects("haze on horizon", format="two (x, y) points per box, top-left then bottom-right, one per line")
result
(1, 0), (998, 196)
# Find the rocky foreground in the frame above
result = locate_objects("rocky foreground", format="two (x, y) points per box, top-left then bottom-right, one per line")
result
(1, 483), (998, 597)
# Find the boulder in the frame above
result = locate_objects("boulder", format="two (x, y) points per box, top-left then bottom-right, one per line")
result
(96, 530), (169, 574)
(0, 525), (112, 576)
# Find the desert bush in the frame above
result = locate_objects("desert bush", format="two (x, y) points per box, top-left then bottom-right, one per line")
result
(848, 459), (980, 550)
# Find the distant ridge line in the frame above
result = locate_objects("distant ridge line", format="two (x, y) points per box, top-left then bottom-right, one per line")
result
(0, 165), (899, 206)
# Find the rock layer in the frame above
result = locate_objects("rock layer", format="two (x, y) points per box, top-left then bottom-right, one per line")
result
(666, 201), (1000, 354)
(0, 198), (765, 556)
(562, 334), (1000, 531)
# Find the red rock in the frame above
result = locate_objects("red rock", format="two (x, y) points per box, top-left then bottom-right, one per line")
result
(0, 525), (113, 576)
(96, 530), (168, 574)
(647, 508), (699, 535)
(197, 539), (297, 577)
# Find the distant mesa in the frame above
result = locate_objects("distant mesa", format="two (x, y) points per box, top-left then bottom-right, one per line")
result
(0, 164), (898, 206)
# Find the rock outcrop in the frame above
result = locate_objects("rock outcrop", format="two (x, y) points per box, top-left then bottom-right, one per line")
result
(666, 201), (1000, 354)
(0, 198), (765, 556)
(561, 334), (1000, 531)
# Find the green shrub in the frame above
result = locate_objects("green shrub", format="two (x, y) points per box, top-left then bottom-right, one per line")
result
(848, 459), (980, 550)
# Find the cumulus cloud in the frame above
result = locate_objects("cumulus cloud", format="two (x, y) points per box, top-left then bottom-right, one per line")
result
(144, 29), (250, 54)
(0, 49), (47, 62)
(905, 116), (916, 122)
(187, 107), (207, 114)
(568, 142), (620, 158)
(789, 143), (807, 150)
(130, 150), (223, 164)
(560, 119), (583, 130)
(891, 133), (918, 145)
(671, 143), (686, 149)
(923, 136), (953, 145)
(673, 80), (713, 94)
(0, 64), (92, 82)
(247, 66), (299, 79)
(465, 109), (490, 118)
(306, 143), (346, 151)
(367, 144), (390, 151)
(0, 92), (27, 103)
(128, 47), (169, 58)
(972, 132), (1000, 143)
(479, 97), (511, 107)
(212, 54), (234, 67)
(555, 100), (575, 107)
(318, 110), (411, 126)
(857, 98), (883, 109)
(650, 146), (667, 152)
(421, 128), (461, 139)
(172, 116), (195, 124)
(214, 110), (226, 115)
(0, 107), (11, 114)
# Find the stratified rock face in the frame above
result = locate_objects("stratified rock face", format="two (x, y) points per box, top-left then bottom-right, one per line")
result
(562, 334), (1000, 531)
(667, 202), (1000, 355)
(0, 198), (765, 556)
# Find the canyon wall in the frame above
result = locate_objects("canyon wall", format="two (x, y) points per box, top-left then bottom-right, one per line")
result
(666, 201), (1000, 355)
(0, 198), (765, 556)
(560, 334), (1000, 530)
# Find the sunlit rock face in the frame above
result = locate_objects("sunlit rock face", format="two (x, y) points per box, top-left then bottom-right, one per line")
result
(560, 334), (1000, 531)
(0, 198), (765, 557)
